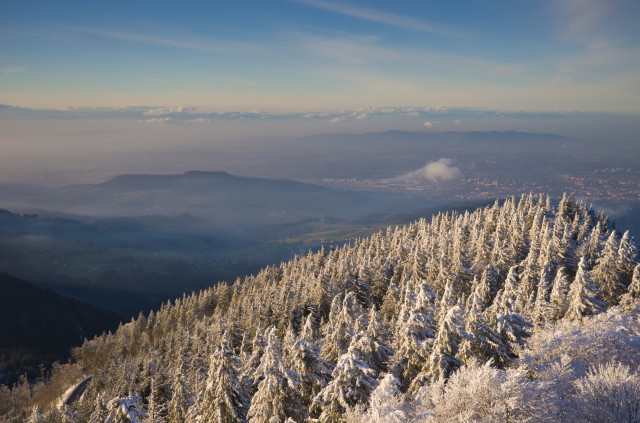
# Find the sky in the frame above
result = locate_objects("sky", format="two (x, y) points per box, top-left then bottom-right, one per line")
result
(2, 0), (640, 113)
(0, 0), (639, 186)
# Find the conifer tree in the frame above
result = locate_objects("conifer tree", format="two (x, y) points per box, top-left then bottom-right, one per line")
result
(282, 321), (297, 369)
(244, 328), (267, 392)
(144, 372), (169, 423)
(583, 222), (604, 267)
(458, 283), (508, 366)
(532, 266), (554, 325)
(416, 305), (466, 390)
(438, 278), (458, 316)
(550, 267), (571, 320)
(364, 373), (407, 422)
(565, 257), (605, 321)
(494, 271), (532, 355)
(321, 292), (362, 362)
(592, 231), (624, 305)
(557, 192), (575, 220)
(248, 328), (307, 423)
(55, 407), (72, 423)
(620, 264), (640, 311)
(166, 371), (193, 423)
(26, 406), (46, 423)
(519, 255), (540, 314)
(11, 374), (31, 414)
(238, 332), (251, 362)
(89, 393), (108, 423)
(502, 265), (521, 312)
(291, 329), (334, 407)
(617, 230), (639, 285)
(198, 332), (249, 423)
(395, 282), (437, 383)
(0, 384), (10, 417)
(365, 306), (392, 373)
(313, 332), (379, 422)
(300, 313), (317, 342)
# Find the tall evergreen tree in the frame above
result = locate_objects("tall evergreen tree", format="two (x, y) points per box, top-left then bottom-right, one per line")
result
(26, 406), (46, 423)
(248, 328), (307, 423)
(620, 264), (640, 311)
(617, 230), (639, 285)
(417, 305), (466, 390)
(166, 371), (193, 423)
(198, 332), (249, 423)
(291, 330), (334, 407)
(458, 283), (508, 367)
(565, 257), (605, 321)
(532, 266), (554, 325)
(550, 267), (571, 320)
(313, 332), (379, 422)
(395, 282), (437, 384)
(144, 373), (169, 423)
(592, 231), (624, 305)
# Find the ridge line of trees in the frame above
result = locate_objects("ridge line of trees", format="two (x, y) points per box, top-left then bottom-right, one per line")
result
(4, 194), (640, 422)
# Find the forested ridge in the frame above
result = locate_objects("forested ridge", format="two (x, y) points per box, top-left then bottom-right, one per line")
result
(5, 194), (640, 422)
(0, 273), (121, 386)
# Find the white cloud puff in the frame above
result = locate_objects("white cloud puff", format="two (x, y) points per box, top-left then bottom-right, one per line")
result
(393, 158), (463, 183)
(424, 121), (439, 127)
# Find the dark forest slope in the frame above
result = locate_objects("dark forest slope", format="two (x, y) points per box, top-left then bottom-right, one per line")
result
(0, 273), (121, 384)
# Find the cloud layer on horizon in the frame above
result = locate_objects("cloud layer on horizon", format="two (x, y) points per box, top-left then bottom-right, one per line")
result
(2, 104), (634, 124)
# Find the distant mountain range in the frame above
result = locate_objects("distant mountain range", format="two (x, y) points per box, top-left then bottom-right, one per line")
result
(0, 171), (428, 225)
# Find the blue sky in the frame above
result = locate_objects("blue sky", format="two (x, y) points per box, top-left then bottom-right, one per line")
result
(2, 0), (639, 113)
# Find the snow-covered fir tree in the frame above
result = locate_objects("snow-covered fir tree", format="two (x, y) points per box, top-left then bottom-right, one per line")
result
(247, 328), (306, 423)
(565, 257), (605, 321)
(313, 331), (379, 422)
(197, 332), (249, 423)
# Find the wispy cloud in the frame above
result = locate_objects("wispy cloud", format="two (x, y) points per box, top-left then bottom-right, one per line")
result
(291, 0), (461, 37)
(209, 75), (254, 85)
(555, 0), (611, 48)
(295, 33), (525, 78)
(2, 66), (26, 74)
(554, 0), (639, 49)
(58, 25), (266, 54)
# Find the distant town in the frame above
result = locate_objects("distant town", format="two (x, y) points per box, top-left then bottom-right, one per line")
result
(321, 164), (640, 204)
